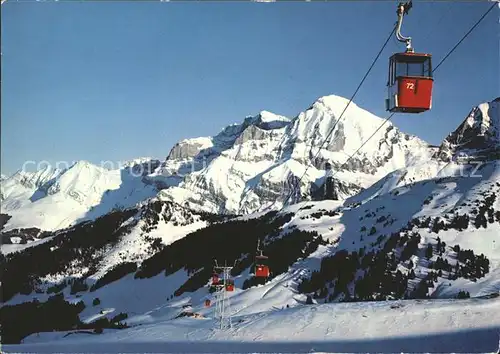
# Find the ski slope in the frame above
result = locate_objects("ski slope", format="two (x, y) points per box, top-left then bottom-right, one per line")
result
(4, 160), (499, 353)
(6, 297), (500, 353)
(2, 98), (500, 353)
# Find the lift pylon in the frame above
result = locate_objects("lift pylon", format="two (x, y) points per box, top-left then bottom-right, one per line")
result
(212, 260), (235, 330)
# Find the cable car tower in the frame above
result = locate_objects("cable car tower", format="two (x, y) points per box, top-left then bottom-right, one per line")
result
(324, 162), (338, 201)
(386, 1), (434, 114)
(212, 260), (235, 330)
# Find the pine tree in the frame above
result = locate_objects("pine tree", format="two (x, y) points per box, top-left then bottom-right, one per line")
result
(425, 244), (433, 259)
(306, 295), (313, 304)
(408, 269), (416, 279)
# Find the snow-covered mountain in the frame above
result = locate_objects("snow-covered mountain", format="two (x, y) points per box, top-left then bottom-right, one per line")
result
(2, 159), (499, 349)
(2, 97), (500, 351)
(0, 160), (160, 231)
(1, 94), (435, 232)
(436, 97), (500, 162)
(155, 95), (434, 214)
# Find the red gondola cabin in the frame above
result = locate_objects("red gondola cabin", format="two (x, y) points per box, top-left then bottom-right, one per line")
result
(212, 274), (220, 285)
(225, 279), (235, 292)
(386, 52), (433, 113)
(204, 299), (211, 307)
(255, 255), (270, 278)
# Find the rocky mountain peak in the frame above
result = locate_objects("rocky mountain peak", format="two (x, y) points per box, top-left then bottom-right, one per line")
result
(436, 98), (500, 162)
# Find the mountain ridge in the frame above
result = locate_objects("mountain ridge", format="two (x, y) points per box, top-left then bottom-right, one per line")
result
(436, 96), (500, 162)
(1, 96), (500, 347)
(2, 95), (498, 233)
(155, 94), (435, 215)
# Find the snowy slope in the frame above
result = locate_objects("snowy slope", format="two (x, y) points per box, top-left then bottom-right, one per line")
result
(156, 95), (434, 215)
(344, 98), (500, 205)
(175, 159), (500, 314)
(1, 199), (211, 279)
(3, 160), (498, 342)
(2, 157), (500, 351)
(2, 97), (500, 352)
(0, 160), (159, 232)
(7, 297), (500, 353)
(1, 166), (64, 210)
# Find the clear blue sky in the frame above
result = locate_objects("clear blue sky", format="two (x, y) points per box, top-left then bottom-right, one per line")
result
(1, 1), (498, 176)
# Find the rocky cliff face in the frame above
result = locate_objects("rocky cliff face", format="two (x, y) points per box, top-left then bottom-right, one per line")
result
(166, 138), (214, 161)
(1, 94), (438, 229)
(155, 95), (434, 215)
(436, 97), (500, 162)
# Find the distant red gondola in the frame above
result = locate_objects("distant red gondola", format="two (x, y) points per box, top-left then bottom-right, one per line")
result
(255, 240), (270, 278)
(225, 279), (235, 292)
(255, 252), (270, 278)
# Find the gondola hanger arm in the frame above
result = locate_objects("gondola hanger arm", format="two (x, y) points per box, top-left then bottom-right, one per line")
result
(396, 1), (414, 52)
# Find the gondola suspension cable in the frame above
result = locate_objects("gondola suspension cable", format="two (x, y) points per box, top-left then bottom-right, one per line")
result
(420, 2), (454, 44)
(331, 1), (497, 180)
(212, 0), (496, 304)
(281, 22), (398, 208)
(432, 1), (497, 74)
